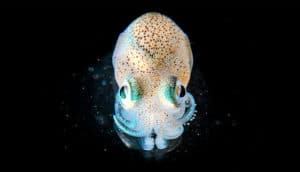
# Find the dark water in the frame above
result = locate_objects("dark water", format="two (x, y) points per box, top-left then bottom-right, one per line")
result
(2, 6), (298, 171)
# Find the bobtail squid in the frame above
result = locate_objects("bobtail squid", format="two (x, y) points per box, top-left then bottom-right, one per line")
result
(112, 12), (196, 151)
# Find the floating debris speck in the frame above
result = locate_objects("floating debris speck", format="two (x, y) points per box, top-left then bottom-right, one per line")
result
(101, 80), (107, 86)
(88, 66), (95, 73)
(92, 74), (100, 80)
(96, 114), (105, 125)
(65, 114), (70, 119)
(227, 113), (231, 117)
(215, 120), (221, 126)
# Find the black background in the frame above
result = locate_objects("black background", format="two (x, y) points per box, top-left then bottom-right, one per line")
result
(1, 5), (299, 171)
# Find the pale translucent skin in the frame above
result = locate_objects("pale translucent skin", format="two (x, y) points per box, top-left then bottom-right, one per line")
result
(112, 12), (196, 151)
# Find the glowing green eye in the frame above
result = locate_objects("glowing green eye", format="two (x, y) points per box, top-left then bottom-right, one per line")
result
(127, 77), (141, 101)
(161, 76), (186, 106)
(119, 77), (141, 109)
(164, 84), (176, 103)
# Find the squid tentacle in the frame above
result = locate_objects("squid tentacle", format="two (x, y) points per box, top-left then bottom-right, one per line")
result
(113, 115), (146, 137)
(155, 136), (168, 149)
(114, 102), (137, 129)
(163, 125), (184, 140)
(177, 92), (196, 124)
(139, 137), (154, 151)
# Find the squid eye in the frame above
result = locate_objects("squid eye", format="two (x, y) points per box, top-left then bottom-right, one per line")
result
(177, 85), (186, 98)
(161, 76), (186, 107)
(175, 84), (186, 100)
(118, 77), (141, 109)
(120, 86), (127, 99)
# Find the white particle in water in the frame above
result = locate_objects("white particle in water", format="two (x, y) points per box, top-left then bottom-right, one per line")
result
(93, 74), (100, 80)
(96, 115), (105, 125)
(65, 114), (70, 119)
(101, 80), (107, 86)
(88, 67), (94, 72)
